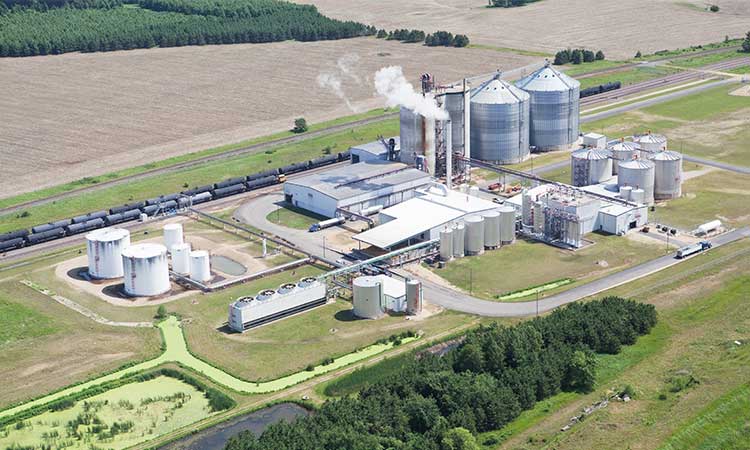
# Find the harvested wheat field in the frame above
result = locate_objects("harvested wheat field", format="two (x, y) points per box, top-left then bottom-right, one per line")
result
(0, 38), (535, 197)
(295, 0), (750, 60)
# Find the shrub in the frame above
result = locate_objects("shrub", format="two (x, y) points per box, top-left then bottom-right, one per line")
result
(595, 50), (605, 60)
(635, 50), (642, 58)
(376, 29), (387, 38)
(292, 118), (308, 134)
(709, 4), (719, 12)
(743, 31), (750, 53)
(452, 34), (470, 47)
(155, 305), (167, 319)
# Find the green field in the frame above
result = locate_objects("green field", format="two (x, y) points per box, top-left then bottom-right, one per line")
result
(0, 290), (58, 345)
(265, 204), (326, 230)
(577, 65), (682, 90)
(0, 376), (213, 450)
(669, 50), (747, 69)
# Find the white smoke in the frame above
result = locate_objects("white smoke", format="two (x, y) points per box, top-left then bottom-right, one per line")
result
(316, 54), (362, 112)
(337, 53), (361, 84)
(374, 66), (448, 120)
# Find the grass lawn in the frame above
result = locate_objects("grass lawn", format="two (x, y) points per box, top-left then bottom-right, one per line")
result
(577, 65), (683, 90)
(0, 290), (58, 345)
(560, 60), (629, 77)
(669, 50), (747, 69)
(265, 203), (326, 230)
(429, 233), (664, 302)
(727, 65), (750, 75)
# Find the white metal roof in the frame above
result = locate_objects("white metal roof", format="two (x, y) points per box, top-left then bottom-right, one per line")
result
(372, 275), (406, 299)
(515, 64), (580, 92)
(350, 137), (399, 156)
(583, 132), (605, 139)
(122, 243), (166, 258)
(471, 77), (529, 104)
(86, 227), (129, 242)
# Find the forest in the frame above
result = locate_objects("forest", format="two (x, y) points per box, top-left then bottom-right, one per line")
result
(0, 0), (374, 57)
(225, 297), (657, 450)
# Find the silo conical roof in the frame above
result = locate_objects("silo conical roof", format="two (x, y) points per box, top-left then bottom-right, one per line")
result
(515, 63), (580, 92)
(471, 77), (529, 104)
(572, 148), (611, 160)
(649, 150), (682, 161)
(635, 134), (667, 145)
(619, 159), (654, 170)
(608, 141), (641, 151)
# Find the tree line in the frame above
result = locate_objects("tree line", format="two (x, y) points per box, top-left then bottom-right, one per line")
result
(488, 0), (539, 7)
(225, 297), (657, 450)
(554, 48), (605, 65)
(375, 28), (470, 48)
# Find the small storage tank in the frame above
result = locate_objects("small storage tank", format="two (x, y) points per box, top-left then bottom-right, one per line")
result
(483, 211), (501, 249)
(619, 186), (633, 201)
(649, 150), (683, 200)
(189, 250), (211, 282)
(608, 141), (641, 174)
(171, 242), (191, 275)
(634, 133), (667, 153)
(570, 148), (613, 187)
(452, 223), (465, 258)
(439, 228), (454, 261)
(618, 159), (655, 205)
(515, 62), (580, 151)
(464, 215), (485, 255)
(631, 188), (645, 204)
(86, 228), (131, 279)
(353, 276), (385, 319)
(499, 205), (516, 244)
(470, 76), (530, 164)
(122, 243), (170, 297)
(533, 202), (545, 233)
(406, 279), (423, 315)
(163, 223), (184, 252)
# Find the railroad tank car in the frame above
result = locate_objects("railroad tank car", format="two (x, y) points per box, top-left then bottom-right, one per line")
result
(32, 219), (72, 234)
(246, 169), (280, 182)
(27, 228), (66, 244)
(212, 184), (246, 199)
(214, 177), (247, 190)
(0, 237), (25, 252)
(246, 175), (278, 190)
(0, 229), (29, 242)
(145, 193), (180, 206)
(71, 210), (107, 224)
(190, 192), (213, 204)
(65, 218), (105, 236)
(181, 185), (213, 196)
(110, 202), (146, 215)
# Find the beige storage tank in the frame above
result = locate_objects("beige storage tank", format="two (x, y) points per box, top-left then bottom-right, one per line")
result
(122, 243), (170, 297)
(608, 141), (641, 174)
(163, 223), (184, 253)
(483, 211), (501, 249)
(353, 276), (385, 319)
(406, 279), (423, 315)
(439, 227), (454, 261)
(189, 250), (211, 282)
(499, 205), (516, 244)
(452, 223), (465, 258)
(86, 228), (131, 279)
(570, 148), (613, 186)
(464, 215), (485, 255)
(649, 150), (683, 200)
(634, 133), (667, 153)
(171, 242), (191, 275)
(618, 159), (655, 205)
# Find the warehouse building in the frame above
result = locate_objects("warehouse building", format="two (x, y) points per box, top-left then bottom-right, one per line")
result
(283, 161), (432, 218)
(350, 137), (400, 164)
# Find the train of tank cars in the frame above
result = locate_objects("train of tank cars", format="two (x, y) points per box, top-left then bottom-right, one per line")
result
(0, 151), (351, 253)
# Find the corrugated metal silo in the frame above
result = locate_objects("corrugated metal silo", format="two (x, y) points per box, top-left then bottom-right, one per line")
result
(464, 215), (485, 255)
(499, 205), (516, 244)
(608, 141), (641, 174)
(649, 151), (683, 200)
(439, 228), (454, 261)
(470, 76), (530, 164)
(122, 243), (170, 297)
(570, 148), (613, 186)
(406, 279), (422, 315)
(399, 107), (424, 165)
(452, 223), (465, 258)
(86, 228), (131, 279)
(634, 133), (668, 153)
(353, 276), (385, 319)
(618, 159), (655, 205)
(482, 211), (501, 249)
(515, 63), (580, 151)
(442, 88), (469, 160)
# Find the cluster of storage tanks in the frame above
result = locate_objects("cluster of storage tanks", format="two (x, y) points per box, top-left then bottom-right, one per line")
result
(400, 63), (581, 171)
(438, 206), (516, 262)
(352, 277), (422, 320)
(84, 223), (212, 297)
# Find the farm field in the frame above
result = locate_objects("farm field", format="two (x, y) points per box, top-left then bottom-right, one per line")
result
(0, 38), (533, 197)
(293, 0), (750, 60)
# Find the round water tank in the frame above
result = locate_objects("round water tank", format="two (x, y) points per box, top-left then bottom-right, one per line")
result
(122, 243), (170, 297)
(406, 279), (422, 315)
(86, 228), (131, 279)
(515, 63), (580, 152)
(618, 159), (655, 205)
(608, 141), (641, 174)
(464, 215), (485, 256)
(189, 250), (211, 282)
(649, 150), (683, 200)
(634, 133), (667, 153)
(171, 242), (191, 275)
(353, 276), (385, 319)
(439, 227), (454, 261)
(470, 76), (530, 164)
(452, 223), (465, 258)
(483, 211), (501, 249)
(499, 205), (516, 244)
(619, 185), (633, 201)
(570, 149), (613, 187)
(163, 223), (184, 252)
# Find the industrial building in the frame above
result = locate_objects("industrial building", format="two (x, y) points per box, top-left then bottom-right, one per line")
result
(350, 137), (400, 164)
(283, 161), (432, 218)
(351, 275), (421, 319)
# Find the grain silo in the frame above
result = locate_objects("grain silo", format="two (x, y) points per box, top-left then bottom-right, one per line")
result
(439, 227), (454, 261)
(649, 151), (683, 200)
(163, 223), (184, 253)
(470, 76), (530, 164)
(353, 276), (385, 319)
(499, 205), (516, 244)
(515, 62), (580, 151)
(122, 243), (170, 297)
(608, 140), (641, 174)
(634, 132), (667, 153)
(399, 107), (424, 166)
(171, 242), (191, 275)
(618, 159), (655, 205)
(406, 279), (422, 315)
(452, 223), (465, 258)
(464, 215), (485, 255)
(86, 228), (131, 279)
(482, 210), (501, 249)
(570, 148), (613, 187)
(189, 250), (211, 282)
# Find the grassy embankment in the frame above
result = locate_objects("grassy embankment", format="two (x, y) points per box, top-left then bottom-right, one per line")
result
(265, 204), (327, 230)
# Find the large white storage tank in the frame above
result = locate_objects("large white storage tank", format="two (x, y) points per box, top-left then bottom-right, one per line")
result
(499, 205), (516, 244)
(452, 223), (465, 258)
(570, 148), (613, 187)
(634, 133), (667, 153)
(515, 62), (580, 152)
(608, 141), (641, 174)
(618, 159), (655, 205)
(163, 223), (184, 252)
(482, 210), (501, 249)
(406, 279), (422, 315)
(464, 215), (485, 255)
(189, 250), (211, 282)
(86, 228), (131, 279)
(649, 150), (683, 200)
(122, 243), (170, 297)
(470, 76), (531, 164)
(439, 227), (454, 261)
(353, 276), (385, 319)
(171, 242), (191, 275)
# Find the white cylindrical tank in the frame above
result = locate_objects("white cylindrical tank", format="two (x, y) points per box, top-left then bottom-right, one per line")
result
(570, 148), (613, 186)
(122, 243), (170, 297)
(499, 205), (516, 244)
(439, 228), (454, 261)
(618, 159), (655, 205)
(619, 185), (633, 201)
(353, 276), (384, 319)
(649, 150), (683, 200)
(406, 279), (422, 315)
(631, 188), (645, 204)
(608, 141), (641, 174)
(163, 223), (184, 252)
(86, 228), (131, 279)
(469, 185), (480, 197)
(452, 223), (465, 258)
(465, 215), (485, 255)
(189, 250), (211, 282)
(697, 220), (722, 235)
(533, 201), (545, 233)
(634, 133), (668, 153)
(483, 211), (501, 249)
(171, 242), (191, 275)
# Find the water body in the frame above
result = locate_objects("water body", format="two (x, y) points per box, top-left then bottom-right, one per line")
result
(212, 255), (247, 276)
(160, 403), (309, 450)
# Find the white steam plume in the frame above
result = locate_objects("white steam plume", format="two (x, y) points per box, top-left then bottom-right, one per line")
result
(316, 73), (356, 112)
(374, 66), (448, 120)
(316, 54), (362, 112)
(337, 54), (361, 84)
